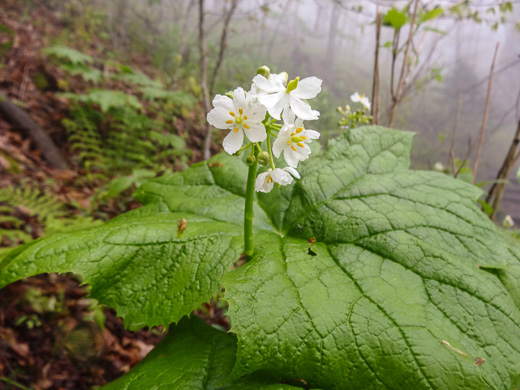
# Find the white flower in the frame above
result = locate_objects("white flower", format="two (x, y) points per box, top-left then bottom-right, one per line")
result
(207, 87), (267, 155)
(255, 167), (300, 193)
(434, 162), (444, 172)
(249, 72), (287, 97)
(272, 110), (320, 168)
(503, 215), (515, 228)
(350, 92), (371, 111)
(252, 74), (322, 121)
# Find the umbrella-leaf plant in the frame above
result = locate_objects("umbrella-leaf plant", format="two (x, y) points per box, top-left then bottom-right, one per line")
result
(1, 68), (520, 389)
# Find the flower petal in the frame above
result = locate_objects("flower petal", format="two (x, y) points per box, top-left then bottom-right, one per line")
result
(244, 103), (267, 122)
(233, 87), (248, 111)
(269, 93), (290, 120)
(282, 108), (296, 125)
(290, 97), (319, 121)
(302, 129), (320, 140)
(222, 128), (244, 155)
(283, 166), (300, 179)
(350, 92), (360, 103)
(283, 148), (300, 168)
(272, 129), (290, 157)
(271, 168), (293, 186)
(244, 122), (267, 143)
(252, 75), (284, 94)
(212, 94), (234, 112)
(255, 171), (274, 193)
(258, 91), (285, 109)
(292, 76), (322, 99)
(207, 107), (233, 129)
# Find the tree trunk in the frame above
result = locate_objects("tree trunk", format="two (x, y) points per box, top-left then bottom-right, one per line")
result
(0, 92), (69, 169)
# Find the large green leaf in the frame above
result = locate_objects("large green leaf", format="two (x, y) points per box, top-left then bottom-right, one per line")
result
(223, 127), (520, 389)
(0, 213), (240, 329)
(103, 315), (311, 390)
(0, 153), (260, 329)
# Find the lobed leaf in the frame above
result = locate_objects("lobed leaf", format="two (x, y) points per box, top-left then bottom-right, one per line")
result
(224, 127), (520, 389)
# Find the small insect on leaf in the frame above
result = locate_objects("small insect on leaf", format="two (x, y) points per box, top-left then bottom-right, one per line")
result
(177, 218), (187, 237)
(308, 237), (317, 244)
(209, 162), (223, 168)
(474, 357), (486, 366)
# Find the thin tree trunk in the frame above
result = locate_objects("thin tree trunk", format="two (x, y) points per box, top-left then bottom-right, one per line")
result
(472, 42), (500, 184)
(209, 0), (238, 96)
(198, 0), (212, 160)
(387, 0), (419, 128)
(325, 2), (339, 63)
(171, 0), (195, 87)
(0, 92), (69, 169)
(485, 116), (520, 221)
(447, 96), (463, 173)
(371, 9), (382, 125)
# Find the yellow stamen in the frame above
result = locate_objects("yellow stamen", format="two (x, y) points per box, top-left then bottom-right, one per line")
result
(291, 145), (297, 152)
(297, 142), (304, 148)
(243, 123), (250, 129)
(243, 115), (248, 120)
(225, 120), (233, 124)
(301, 136), (307, 140)
(287, 140), (291, 145)
(295, 127), (303, 133)
(267, 176), (273, 183)
(230, 111), (236, 116)
(234, 127), (239, 133)
(239, 108), (243, 115)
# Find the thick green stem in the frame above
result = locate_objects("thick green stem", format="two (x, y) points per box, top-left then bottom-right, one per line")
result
(244, 147), (258, 259)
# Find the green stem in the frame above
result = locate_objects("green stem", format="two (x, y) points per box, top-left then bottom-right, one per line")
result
(236, 142), (252, 155)
(266, 132), (275, 170)
(244, 147), (258, 259)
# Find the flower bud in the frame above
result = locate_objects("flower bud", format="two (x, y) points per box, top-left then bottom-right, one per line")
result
(256, 65), (271, 79)
(245, 154), (256, 166)
(279, 72), (289, 86)
(286, 76), (299, 92)
(257, 151), (270, 166)
(225, 91), (234, 99)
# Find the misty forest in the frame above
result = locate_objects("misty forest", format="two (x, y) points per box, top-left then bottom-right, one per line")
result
(0, 0), (520, 389)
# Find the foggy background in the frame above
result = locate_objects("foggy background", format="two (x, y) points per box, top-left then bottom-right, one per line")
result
(92, 0), (520, 219)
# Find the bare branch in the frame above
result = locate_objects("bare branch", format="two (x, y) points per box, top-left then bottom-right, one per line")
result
(371, 8), (382, 125)
(471, 42), (500, 184)
(209, 0), (239, 96)
(198, 0), (213, 160)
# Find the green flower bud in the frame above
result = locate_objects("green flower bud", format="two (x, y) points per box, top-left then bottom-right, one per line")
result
(245, 154), (256, 166)
(257, 151), (270, 166)
(279, 72), (289, 86)
(225, 91), (234, 99)
(257, 65), (271, 79)
(286, 76), (299, 92)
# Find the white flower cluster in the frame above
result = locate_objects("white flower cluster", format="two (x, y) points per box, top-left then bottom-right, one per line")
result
(207, 67), (322, 193)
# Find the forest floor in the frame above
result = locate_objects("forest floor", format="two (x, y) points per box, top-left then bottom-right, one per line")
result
(0, 1), (225, 389)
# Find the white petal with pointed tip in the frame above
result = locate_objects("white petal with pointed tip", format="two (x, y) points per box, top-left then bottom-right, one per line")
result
(290, 97), (319, 121)
(292, 76), (322, 100)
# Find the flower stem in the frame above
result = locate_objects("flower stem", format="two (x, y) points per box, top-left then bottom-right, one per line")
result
(244, 147), (258, 259)
(266, 132), (275, 170)
(236, 142), (252, 155)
